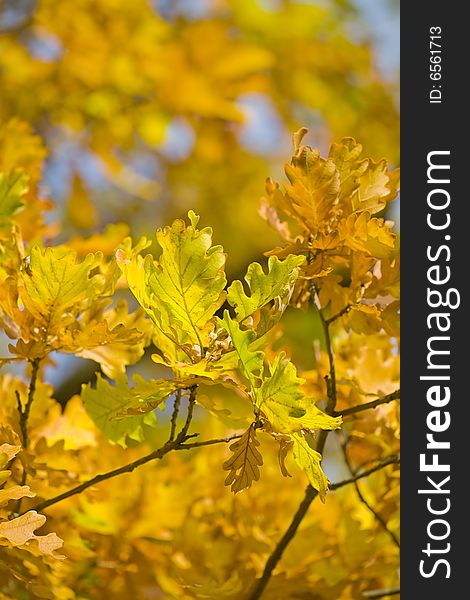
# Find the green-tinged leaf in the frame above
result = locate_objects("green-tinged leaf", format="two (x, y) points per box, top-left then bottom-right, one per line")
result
(223, 424), (263, 493)
(0, 171), (29, 222)
(117, 212), (226, 360)
(19, 245), (104, 333)
(82, 373), (176, 446)
(298, 401), (342, 431)
(227, 255), (305, 332)
(257, 353), (342, 434)
(218, 311), (264, 385)
(292, 432), (329, 501)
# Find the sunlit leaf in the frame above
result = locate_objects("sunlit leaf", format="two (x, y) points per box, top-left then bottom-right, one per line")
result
(82, 373), (176, 446)
(227, 255), (305, 333)
(117, 211), (226, 361)
(292, 432), (329, 501)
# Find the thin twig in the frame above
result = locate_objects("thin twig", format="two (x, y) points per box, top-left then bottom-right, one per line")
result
(18, 358), (40, 451)
(325, 303), (352, 325)
(339, 436), (400, 549)
(330, 454), (400, 490)
(19, 438), (184, 516)
(337, 390), (400, 417)
(15, 433), (244, 516)
(15, 387), (197, 517)
(318, 315), (336, 412)
(362, 587), (400, 598)
(14, 359), (41, 514)
(180, 386), (197, 439)
(169, 390), (182, 441)
(179, 433), (242, 450)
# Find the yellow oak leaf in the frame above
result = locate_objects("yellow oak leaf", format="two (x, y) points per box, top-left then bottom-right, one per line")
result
(82, 373), (177, 446)
(62, 299), (153, 378)
(0, 511), (64, 558)
(223, 424), (263, 493)
(18, 245), (104, 335)
(292, 432), (329, 501)
(117, 211), (226, 361)
(257, 353), (341, 434)
(227, 255), (305, 334)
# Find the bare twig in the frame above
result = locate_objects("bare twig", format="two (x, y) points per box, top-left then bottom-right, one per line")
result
(339, 437), (400, 549)
(179, 433), (242, 450)
(169, 390), (182, 441)
(325, 303), (352, 325)
(180, 386), (196, 439)
(330, 454), (400, 491)
(15, 424), (244, 516)
(337, 390), (400, 417)
(248, 454), (400, 600)
(362, 587), (400, 598)
(18, 358), (40, 450)
(19, 437), (185, 516)
(16, 388), (198, 517)
(14, 359), (41, 514)
(248, 485), (318, 600)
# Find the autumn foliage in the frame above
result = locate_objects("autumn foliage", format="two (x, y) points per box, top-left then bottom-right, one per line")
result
(0, 2), (399, 599)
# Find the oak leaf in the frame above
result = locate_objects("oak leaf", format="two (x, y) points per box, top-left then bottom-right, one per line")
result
(0, 511), (64, 557)
(223, 424), (263, 493)
(117, 211), (226, 361)
(292, 432), (329, 501)
(227, 255), (305, 333)
(82, 373), (176, 446)
(257, 353), (341, 434)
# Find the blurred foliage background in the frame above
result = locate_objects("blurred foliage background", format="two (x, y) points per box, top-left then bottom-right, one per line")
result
(0, 2), (400, 598)
(0, 0), (399, 396)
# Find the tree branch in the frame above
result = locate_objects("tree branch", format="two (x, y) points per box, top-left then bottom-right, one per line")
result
(362, 587), (400, 598)
(248, 283), (338, 600)
(325, 303), (352, 325)
(336, 389), (400, 417)
(18, 358), (40, 450)
(14, 358), (41, 514)
(178, 433), (242, 450)
(15, 430), (244, 516)
(339, 437), (400, 549)
(169, 389), (182, 442)
(247, 454), (400, 600)
(180, 385), (197, 439)
(20, 437), (184, 516)
(330, 454), (400, 490)
(248, 485), (318, 600)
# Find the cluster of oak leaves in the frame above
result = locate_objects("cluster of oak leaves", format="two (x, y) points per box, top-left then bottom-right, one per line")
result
(0, 122), (400, 599)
